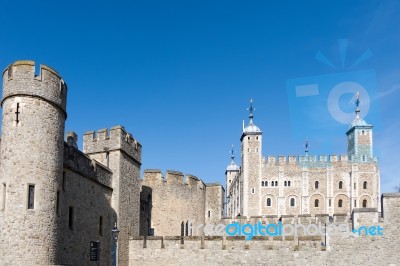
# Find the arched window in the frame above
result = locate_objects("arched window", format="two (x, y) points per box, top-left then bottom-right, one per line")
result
(261, 181), (265, 186)
(362, 199), (367, 208)
(284, 181), (287, 186)
(315, 199), (319, 207)
(185, 221), (189, 236)
(339, 181), (343, 189)
(362, 155), (365, 161)
(265, 181), (268, 187)
(363, 181), (367, 189)
(290, 198), (295, 207)
(288, 181), (291, 187)
(275, 181), (278, 186)
(181, 222), (184, 237)
(315, 181), (319, 189)
(338, 199), (343, 208)
(271, 182), (274, 187)
(266, 198), (271, 207)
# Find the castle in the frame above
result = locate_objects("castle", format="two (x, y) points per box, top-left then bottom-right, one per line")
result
(0, 61), (399, 266)
(0, 61), (143, 265)
(226, 99), (380, 218)
(0, 60), (224, 265)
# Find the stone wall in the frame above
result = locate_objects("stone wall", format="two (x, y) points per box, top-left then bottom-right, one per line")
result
(141, 170), (206, 237)
(60, 143), (115, 265)
(205, 184), (225, 225)
(129, 193), (400, 266)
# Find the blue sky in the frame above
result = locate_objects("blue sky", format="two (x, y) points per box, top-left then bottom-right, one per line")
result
(0, 1), (399, 192)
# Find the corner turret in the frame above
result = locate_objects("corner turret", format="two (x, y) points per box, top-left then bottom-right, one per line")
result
(240, 98), (262, 216)
(346, 92), (374, 162)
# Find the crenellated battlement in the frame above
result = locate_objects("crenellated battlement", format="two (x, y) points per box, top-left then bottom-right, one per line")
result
(220, 213), (348, 225)
(131, 194), (400, 265)
(130, 235), (323, 251)
(83, 125), (142, 164)
(142, 169), (205, 189)
(262, 154), (377, 167)
(2, 60), (67, 115)
(186, 174), (202, 188)
(166, 170), (185, 185)
(63, 141), (113, 188)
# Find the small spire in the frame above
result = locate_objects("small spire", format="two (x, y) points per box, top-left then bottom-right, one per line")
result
(226, 144), (240, 171)
(304, 140), (309, 156)
(354, 91), (361, 118)
(247, 98), (255, 121)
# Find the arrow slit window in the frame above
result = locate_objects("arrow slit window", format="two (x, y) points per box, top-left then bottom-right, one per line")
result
(28, 185), (35, 209)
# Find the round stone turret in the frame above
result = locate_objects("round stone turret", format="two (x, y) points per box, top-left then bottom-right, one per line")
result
(0, 61), (67, 264)
(1, 60), (67, 115)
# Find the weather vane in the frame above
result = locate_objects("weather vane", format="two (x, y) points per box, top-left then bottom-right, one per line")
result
(304, 140), (310, 156)
(247, 98), (254, 119)
(354, 91), (361, 117)
(355, 91), (360, 109)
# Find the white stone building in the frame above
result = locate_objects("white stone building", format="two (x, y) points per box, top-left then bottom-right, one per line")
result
(226, 98), (380, 218)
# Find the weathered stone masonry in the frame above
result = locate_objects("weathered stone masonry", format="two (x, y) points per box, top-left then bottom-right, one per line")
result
(0, 61), (142, 266)
(130, 193), (400, 266)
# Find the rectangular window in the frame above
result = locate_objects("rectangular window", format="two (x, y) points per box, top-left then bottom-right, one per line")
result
(56, 191), (60, 216)
(208, 211), (210, 218)
(69, 207), (74, 230)
(1, 183), (6, 210)
(28, 185), (35, 209)
(99, 216), (103, 236)
(354, 200), (357, 208)
(251, 188), (255, 194)
(329, 199), (331, 207)
(354, 183), (356, 189)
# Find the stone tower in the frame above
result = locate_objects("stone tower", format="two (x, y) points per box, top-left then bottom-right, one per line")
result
(225, 145), (240, 216)
(346, 92), (373, 162)
(226, 145), (240, 192)
(83, 126), (142, 266)
(0, 61), (67, 264)
(241, 99), (262, 216)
